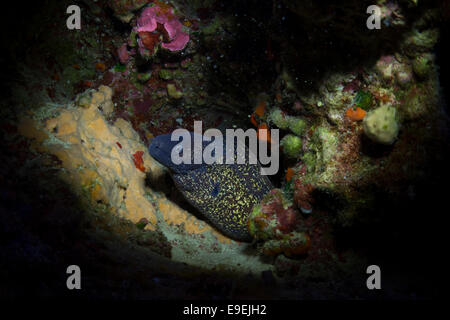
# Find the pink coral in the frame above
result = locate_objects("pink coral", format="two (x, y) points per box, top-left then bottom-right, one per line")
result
(248, 189), (300, 240)
(118, 44), (131, 64)
(161, 19), (189, 51)
(162, 32), (189, 51)
(135, 5), (189, 52)
(136, 6), (161, 31)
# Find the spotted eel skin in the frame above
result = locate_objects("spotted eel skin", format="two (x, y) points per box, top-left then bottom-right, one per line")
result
(149, 132), (273, 241)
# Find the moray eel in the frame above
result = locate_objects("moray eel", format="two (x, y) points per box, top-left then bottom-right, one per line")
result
(149, 132), (273, 241)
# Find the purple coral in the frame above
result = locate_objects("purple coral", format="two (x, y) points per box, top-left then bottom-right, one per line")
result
(118, 43), (131, 64)
(161, 19), (190, 51)
(135, 5), (190, 52)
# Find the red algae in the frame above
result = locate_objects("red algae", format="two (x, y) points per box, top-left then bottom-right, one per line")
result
(132, 151), (146, 172)
(139, 32), (160, 53)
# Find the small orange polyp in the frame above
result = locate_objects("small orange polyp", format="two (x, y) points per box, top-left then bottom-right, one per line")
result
(250, 113), (258, 127)
(255, 101), (266, 117)
(285, 168), (295, 182)
(345, 106), (366, 121)
(96, 62), (106, 72)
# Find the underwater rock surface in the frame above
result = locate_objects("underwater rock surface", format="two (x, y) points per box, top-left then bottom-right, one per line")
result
(17, 85), (273, 274)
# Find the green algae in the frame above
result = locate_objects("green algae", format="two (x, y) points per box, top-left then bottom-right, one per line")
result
(114, 63), (127, 73)
(281, 134), (302, 158)
(159, 69), (173, 80)
(354, 90), (373, 110)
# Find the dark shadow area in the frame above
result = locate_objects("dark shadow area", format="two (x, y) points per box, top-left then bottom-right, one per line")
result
(333, 134), (450, 299)
(360, 134), (396, 158)
(436, 11), (450, 114)
(0, 142), (293, 299)
(145, 171), (205, 221)
(195, 0), (437, 110)
(0, 149), (172, 298)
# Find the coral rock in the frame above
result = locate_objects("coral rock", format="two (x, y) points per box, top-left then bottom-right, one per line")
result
(109, 0), (151, 23)
(280, 134), (302, 158)
(167, 83), (183, 99)
(134, 4), (190, 54)
(75, 85), (114, 116)
(363, 105), (399, 145)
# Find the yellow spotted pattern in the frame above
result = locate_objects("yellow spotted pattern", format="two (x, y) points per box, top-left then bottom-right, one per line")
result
(173, 160), (272, 241)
